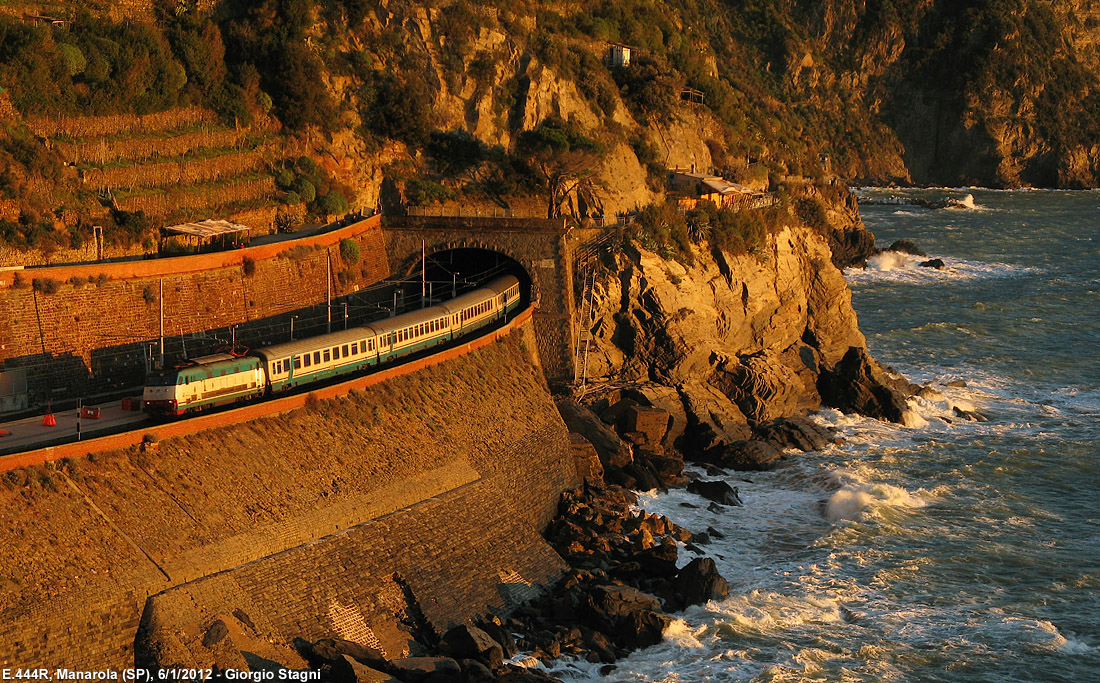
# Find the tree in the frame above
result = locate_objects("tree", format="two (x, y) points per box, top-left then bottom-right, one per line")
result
(516, 118), (605, 219)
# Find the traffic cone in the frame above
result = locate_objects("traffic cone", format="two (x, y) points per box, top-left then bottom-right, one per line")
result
(42, 404), (56, 427)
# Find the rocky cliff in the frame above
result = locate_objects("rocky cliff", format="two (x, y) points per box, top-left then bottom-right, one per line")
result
(572, 216), (915, 467)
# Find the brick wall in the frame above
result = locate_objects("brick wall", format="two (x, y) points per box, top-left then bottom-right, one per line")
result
(0, 323), (579, 668)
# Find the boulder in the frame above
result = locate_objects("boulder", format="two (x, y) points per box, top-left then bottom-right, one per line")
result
(598, 397), (639, 428)
(474, 620), (517, 659)
(704, 440), (783, 471)
(441, 625), (503, 670)
(636, 451), (685, 487)
(335, 655), (399, 683)
(586, 585), (661, 622)
(678, 382), (752, 454)
(755, 416), (836, 451)
(886, 239), (925, 256)
(624, 405), (670, 447)
(621, 461), (662, 492)
(307, 639), (387, 669)
(919, 258), (945, 269)
(687, 479), (743, 506)
(557, 400), (633, 468)
(495, 668), (565, 682)
(673, 558), (729, 608)
(626, 384), (688, 450)
(457, 659), (495, 683)
(568, 433), (605, 482)
(630, 542), (679, 578)
(817, 346), (909, 423)
(387, 656), (462, 683)
(953, 406), (988, 422)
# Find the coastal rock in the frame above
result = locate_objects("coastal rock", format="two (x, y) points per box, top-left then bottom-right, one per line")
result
(686, 479), (743, 506)
(712, 351), (819, 424)
(336, 655), (399, 683)
(441, 625), (503, 670)
(886, 239), (925, 256)
(457, 659), (494, 683)
(919, 258), (946, 269)
(307, 638), (387, 669)
(704, 439), (784, 471)
(817, 346), (909, 423)
(495, 668), (565, 682)
(755, 416), (836, 452)
(953, 406), (988, 422)
(585, 585), (661, 620)
(557, 400), (633, 468)
(629, 541), (679, 578)
(475, 620), (518, 659)
(626, 384), (688, 450)
(584, 584), (673, 649)
(678, 382), (752, 453)
(624, 405), (670, 447)
(568, 433), (605, 483)
(388, 656), (462, 682)
(673, 558), (729, 608)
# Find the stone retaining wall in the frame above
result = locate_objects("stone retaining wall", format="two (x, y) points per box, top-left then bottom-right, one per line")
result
(0, 320), (578, 669)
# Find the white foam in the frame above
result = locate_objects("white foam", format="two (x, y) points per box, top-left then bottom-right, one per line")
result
(865, 250), (917, 272)
(824, 468), (928, 522)
(945, 193), (982, 210)
(846, 254), (1032, 286)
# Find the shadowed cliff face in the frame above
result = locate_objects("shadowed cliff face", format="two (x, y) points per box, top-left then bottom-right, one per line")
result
(579, 224), (911, 441)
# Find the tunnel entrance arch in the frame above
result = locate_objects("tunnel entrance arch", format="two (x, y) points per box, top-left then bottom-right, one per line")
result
(397, 246), (535, 312)
(380, 216), (575, 383)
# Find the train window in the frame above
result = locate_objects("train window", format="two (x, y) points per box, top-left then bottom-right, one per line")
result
(303, 355), (310, 368)
(323, 349), (331, 363)
(313, 351), (321, 365)
(342, 344), (349, 357)
(351, 343), (358, 355)
(293, 356), (300, 369)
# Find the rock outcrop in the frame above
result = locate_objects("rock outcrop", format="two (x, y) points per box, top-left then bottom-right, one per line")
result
(577, 223), (913, 453)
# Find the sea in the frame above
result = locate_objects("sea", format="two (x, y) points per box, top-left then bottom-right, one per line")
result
(542, 189), (1100, 681)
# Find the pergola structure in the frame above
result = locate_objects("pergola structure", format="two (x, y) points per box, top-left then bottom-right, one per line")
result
(159, 219), (252, 255)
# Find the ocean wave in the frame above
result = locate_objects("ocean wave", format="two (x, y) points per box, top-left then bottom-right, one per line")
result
(846, 253), (1032, 286)
(823, 468), (928, 522)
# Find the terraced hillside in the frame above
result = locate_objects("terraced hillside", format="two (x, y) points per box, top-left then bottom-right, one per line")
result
(28, 107), (286, 229)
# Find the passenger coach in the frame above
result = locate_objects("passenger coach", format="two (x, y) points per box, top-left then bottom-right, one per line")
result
(143, 275), (522, 415)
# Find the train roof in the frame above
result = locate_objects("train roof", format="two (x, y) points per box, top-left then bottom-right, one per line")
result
(437, 275), (517, 316)
(485, 274), (520, 295)
(365, 306), (448, 336)
(188, 353), (249, 366)
(255, 327), (373, 360)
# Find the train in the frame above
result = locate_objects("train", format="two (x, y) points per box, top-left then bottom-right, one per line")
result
(142, 275), (522, 416)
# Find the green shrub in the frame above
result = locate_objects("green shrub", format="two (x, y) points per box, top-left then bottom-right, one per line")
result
(339, 238), (361, 265)
(318, 192), (350, 216)
(405, 178), (456, 206)
(32, 278), (60, 294)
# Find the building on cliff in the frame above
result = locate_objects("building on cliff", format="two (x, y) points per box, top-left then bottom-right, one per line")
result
(666, 169), (771, 211)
